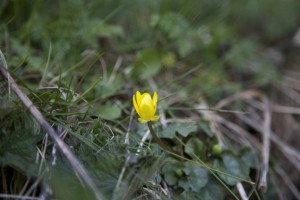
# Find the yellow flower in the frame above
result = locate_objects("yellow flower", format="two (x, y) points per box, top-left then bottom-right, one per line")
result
(133, 91), (160, 123)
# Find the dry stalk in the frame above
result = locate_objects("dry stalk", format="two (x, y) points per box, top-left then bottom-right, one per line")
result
(275, 167), (300, 199)
(236, 182), (248, 200)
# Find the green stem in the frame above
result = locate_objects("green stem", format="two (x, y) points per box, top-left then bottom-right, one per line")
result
(147, 122), (171, 152)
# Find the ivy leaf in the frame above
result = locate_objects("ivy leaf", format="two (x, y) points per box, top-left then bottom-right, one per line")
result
(158, 124), (177, 139)
(176, 124), (197, 137)
(184, 137), (206, 160)
(214, 152), (249, 186)
(158, 124), (197, 139)
(178, 161), (209, 192)
(199, 178), (227, 200)
(161, 161), (182, 186)
(241, 148), (259, 169)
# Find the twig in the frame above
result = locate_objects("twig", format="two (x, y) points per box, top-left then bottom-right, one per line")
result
(0, 194), (40, 200)
(271, 104), (300, 115)
(275, 167), (300, 199)
(0, 57), (105, 200)
(236, 182), (248, 200)
(259, 97), (271, 191)
(124, 108), (134, 145)
(137, 130), (150, 155)
(238, 114), (300, 172)
(142, 187), (161, 200)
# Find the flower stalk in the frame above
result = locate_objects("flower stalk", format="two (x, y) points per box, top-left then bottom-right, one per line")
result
(147, 122), (171, 152)
(133, 90), (171, 152)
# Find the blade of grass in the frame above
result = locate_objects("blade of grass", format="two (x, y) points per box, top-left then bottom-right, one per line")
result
(39, 43), (52, 88)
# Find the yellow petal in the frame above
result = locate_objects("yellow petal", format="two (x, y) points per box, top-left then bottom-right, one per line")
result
(136, 91), (142, 107)
(151, 115), (160, 121)
(133, 90), (160, 123)
(153, 91), (158, 105)
(152, 91), (158, 112)
(133, 95), (140, 115)
(138, 118), (148, 123)
(141, 93), (152, 106)
(140, 102), (155, 120)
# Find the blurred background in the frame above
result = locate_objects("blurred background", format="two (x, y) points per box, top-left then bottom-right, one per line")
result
(1, 0), (300, 199)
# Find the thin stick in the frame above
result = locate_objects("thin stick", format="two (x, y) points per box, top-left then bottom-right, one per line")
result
(0, 194), (40, 200)
(0, 60), (105, 200)
(275, 167), (300, 199)
(237, 182), (248, 200)
(259, 97), (271, 191)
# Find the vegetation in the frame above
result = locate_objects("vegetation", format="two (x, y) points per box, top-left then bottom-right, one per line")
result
(1, 0), (300, 199)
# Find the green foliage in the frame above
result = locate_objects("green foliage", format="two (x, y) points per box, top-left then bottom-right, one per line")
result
(150, 12), (199, 57)
(1, 0), (299, 199)
(214, 152), (250, 186)
(162, 161), (209, 192)
(158, 123), (197, 139)
(185, 137), (206, 160)
(49, 169), (95, 200)
(133, 49), (162, 79)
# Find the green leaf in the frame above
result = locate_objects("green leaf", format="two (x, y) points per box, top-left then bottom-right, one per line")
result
(99, 103), (121, 120)
(214, 152), (249, 186)
(241, 148), (259, 169)
(158, 124), (178, 139)
(161, 161), (182, 186)
(159, 124), (197, 139)
(199, 123), (215, 137)
(199, 178), (227, 200)
(176, 124), (197, 137)
(162, 161), (209, 192)
(184, 137), (206, 160)
(178, 161), (209, 192)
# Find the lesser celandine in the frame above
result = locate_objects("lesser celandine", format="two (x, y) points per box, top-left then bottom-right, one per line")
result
(133, 90), (171, 151)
